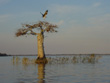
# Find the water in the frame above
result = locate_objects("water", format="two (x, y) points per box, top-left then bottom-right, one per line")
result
(0, 55), (110, 83)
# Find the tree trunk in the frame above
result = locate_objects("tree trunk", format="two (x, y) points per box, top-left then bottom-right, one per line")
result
(37, 33), (45, 58)
(35, 32), (47, 64)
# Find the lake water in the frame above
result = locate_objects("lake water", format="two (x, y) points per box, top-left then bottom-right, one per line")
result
(0, 55), (110, 83)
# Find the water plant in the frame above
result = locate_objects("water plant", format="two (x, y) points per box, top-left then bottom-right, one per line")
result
(22, 57), (37, 65)
(12, 54), (102, 65)
(47, 54), (102, 64)
(12, 56), (20, 65)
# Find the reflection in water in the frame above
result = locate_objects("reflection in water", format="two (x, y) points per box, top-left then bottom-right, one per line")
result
(11, 55), (102, 83)
(37, 64), (45, 83)
(12, 57), (46, 83)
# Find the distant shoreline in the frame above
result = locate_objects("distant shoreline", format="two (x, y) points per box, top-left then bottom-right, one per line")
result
(0, 53), (10, 56)
(1, 54), (110, 56)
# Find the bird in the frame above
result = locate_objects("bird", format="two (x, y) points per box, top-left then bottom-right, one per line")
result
(40, 10), (48, 19)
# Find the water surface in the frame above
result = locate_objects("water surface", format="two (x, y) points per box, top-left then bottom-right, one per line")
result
(0, 55), (110, 83)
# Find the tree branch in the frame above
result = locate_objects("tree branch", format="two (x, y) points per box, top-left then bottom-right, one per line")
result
(15, 21), (58, 37)
(30, 30), (38, 35)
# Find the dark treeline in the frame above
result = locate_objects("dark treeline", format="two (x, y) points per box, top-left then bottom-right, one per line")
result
(0, 53), (110, 56)
(0, 53), (10, 56)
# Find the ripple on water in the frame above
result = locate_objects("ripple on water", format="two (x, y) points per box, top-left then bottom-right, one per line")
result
(0, 55), (110, 83)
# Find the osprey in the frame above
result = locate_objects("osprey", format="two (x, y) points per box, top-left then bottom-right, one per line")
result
(40, 10), (48, 19)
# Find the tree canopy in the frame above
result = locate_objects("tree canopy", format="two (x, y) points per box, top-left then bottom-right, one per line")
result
(15, 21), (58, 37)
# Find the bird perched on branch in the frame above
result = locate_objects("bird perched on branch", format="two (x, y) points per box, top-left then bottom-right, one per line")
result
(40, 10), (48, 19)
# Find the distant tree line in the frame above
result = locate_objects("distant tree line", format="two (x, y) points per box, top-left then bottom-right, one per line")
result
(0, 53), (9, 56)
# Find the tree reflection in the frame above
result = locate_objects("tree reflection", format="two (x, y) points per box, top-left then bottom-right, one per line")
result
(12, 55), (102, 83)
(37, 63), (46, 83)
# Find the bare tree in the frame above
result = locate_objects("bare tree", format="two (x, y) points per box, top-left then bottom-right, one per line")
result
(15, 21), (58, 63)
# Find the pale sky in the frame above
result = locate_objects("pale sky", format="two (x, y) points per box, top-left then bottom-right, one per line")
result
(0, 0), (110, 55)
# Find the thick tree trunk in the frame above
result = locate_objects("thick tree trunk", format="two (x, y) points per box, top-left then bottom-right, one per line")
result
(35, 32), (47, 64)
(37, 33), (45, 58)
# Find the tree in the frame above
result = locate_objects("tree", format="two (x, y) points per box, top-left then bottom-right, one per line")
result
(15, 21), (58, 63)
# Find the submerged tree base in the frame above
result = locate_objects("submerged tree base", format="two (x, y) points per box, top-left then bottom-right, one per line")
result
(35, 57), (48, 64)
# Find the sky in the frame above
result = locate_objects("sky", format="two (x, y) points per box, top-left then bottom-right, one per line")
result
(0, 0), (110, 55)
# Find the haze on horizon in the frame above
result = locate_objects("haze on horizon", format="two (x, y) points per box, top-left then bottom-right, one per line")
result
(0, 0), (110, 55)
